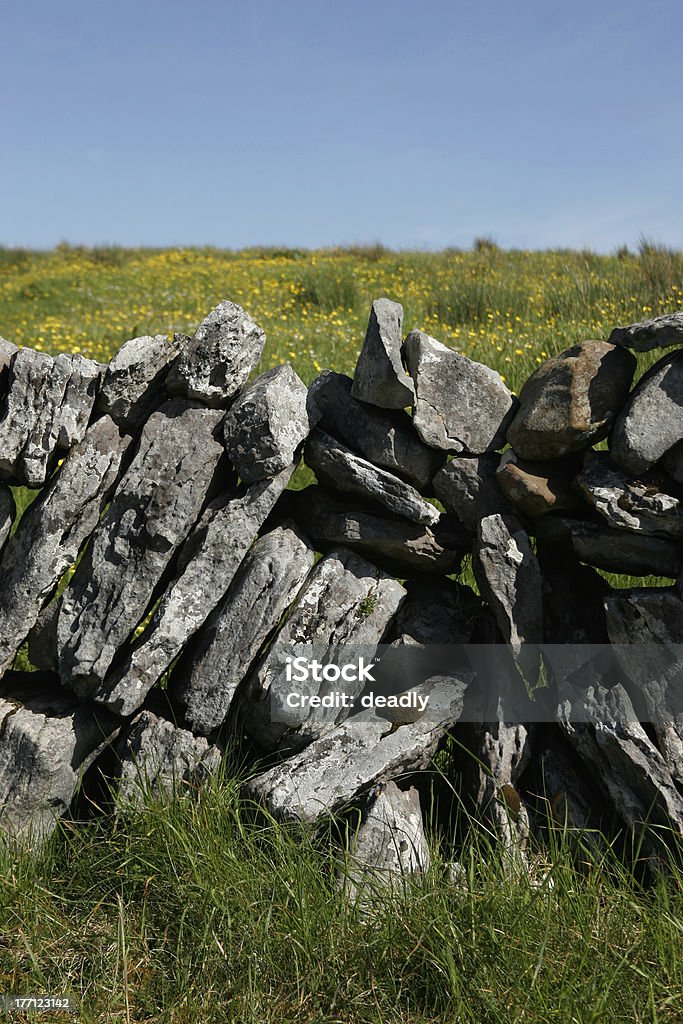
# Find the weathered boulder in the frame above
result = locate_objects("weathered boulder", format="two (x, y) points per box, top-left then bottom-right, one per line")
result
(496, 450), (584, 517)
(0, 484), (15, 552)
(351, 299), (414, 410)
(532, 515), (683, 578)
(433, 454), (513, 532)
(58, 399), (226, 699)
(115, 708), (221, 809)
(0, 674), (120, 845)
(240, 547), (406, 753)
(506, 341), (636, 459)
(309, 370), (442, 490)
(577, 451), (682, 539)
(285, 486), (467, 576)
(609, 350), (683, 475)
(0, 417), (131, 677)
(609, 311), (683, 352)
(404, 329), (516, 453)
(171, 524), (314, 736)
(223, 364), (312, 482)
(89, 464), (297, 717)
(166, 301), (265, 407)
(0, 348), (103, 486)
(98, 333), (182, 432)
(305, 429), (439, 526)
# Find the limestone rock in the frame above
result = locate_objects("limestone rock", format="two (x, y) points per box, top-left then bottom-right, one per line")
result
(0, 417), (131, 676)
(0, 674), (120, 845)
(433, 454), (513, 531)
(0, 348), (103, 486)
(533, 515), (683, 577)
(309, 370), (442, 490)
(241, 547), (406, 753)
(351, 298), (414, 410)
(506, 341), (636, 459)
(98, 332), (182, 431)
(285, 486), (467, 576)
(609, 350), (683, 475)
(58, 399), (226, 699)
(496, 450), (584, 517)
(404, 329), (516, 453)
(166, 301), (266, 407)
(609, 311), (683, 352)
(223, 364), (312, 482)
(0, 484), (15, 552)
(98, 466), (299, 717)
(116, 709), (221, 809)
(577, 451), (682, 539)
(171, 523), (315, 736)
(305, 429), (439, 526)
(27, 599), (60, 673)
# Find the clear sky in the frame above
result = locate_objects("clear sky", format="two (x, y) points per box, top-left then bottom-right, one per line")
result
(2, 0), (682, 251)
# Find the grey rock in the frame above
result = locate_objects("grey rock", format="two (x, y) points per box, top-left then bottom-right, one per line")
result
(171, 523), (315, 736)
(389, 576), (480, 646)
(533, 515), (683, 577)
(286, 486), (468, 576)
(0, 674), (120, 845)
(0, 336), (17, 397)
(496, 450), (584, 517)
(241, 547), (406, 753)
(166, 301), (265, 407)
(305, 429), (439, 526)
(609, 350), (683, 475)
(609, 311), (683, 352)
(577, 451), (682, 539)
(341, 782), (430, 904)
(116, 709), (221, 809)
(351, 298), (414, 410)
(99, 333), (182, 431)
(404, 330), (516, 453)
(473, 514), (543, 680)
(604, 587), (683, 784)
(0, 417), (131, 677)
(0, 484), (15, 552)
(663, 440), (683, 484)
(27, 600), (60, 673)
(99, 465), (299, 717)
(433, 454), (513, 531)
(0, 348), (103, 486)
(534, 732), (608, 852)
(58, 399), (226, 699)
(223, 364), (311, 482)
(507, 341), (636, 460)
(309, 370), (442, 490)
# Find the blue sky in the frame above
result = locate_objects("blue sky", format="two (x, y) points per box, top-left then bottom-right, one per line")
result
(2, 0), (681, 251)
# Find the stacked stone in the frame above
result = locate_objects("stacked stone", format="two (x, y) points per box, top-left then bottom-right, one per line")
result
(0, 298), (681, 894)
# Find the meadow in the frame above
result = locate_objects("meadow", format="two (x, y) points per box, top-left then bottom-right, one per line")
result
(1, 242), (683, 1023)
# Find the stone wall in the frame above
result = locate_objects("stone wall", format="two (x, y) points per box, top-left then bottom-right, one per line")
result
(0, 300), (681, 882)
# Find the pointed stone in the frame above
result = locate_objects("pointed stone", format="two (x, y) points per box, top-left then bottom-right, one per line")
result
(609, 350), (683, 475)
(98, 332), (182, 431)
(351, 299), (414, 410)
(166, 301), (266, 407)
(609, 310), (683, 352)
(577, 451), (682, 539)
(404, 329), (516, 453)
(433, 454), (513, 531)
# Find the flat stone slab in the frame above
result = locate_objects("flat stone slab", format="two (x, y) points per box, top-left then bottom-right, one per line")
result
(98, 333), (182, 432)
(305, 429), (439, 526)
(433, 454), (513, 531)
(58, 398), (226, 699)
(309, 370), (442, 490)
(533, 515), (683, 578)
(404, 329), (516, 453)
(507, 341), (636, 460)
(609, 311), (683, 352)
(98, 465), (299, 716)
(286, 486), (467, 576)
(351, 299), (414, 410)
(496, 450), (584, 517)
(0, 674), (120, 845)
(0, 416), (132, 677)
(609, 350), (683, 475)
(0, 348), (103, 486)
(577, 451), (682, 539)
(167, 301), (266, 407)
(115, 708), (221, 809)
(171, 523), (315, 736)
(223, 364), (312, 482)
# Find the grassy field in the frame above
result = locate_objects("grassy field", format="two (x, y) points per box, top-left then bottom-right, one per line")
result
(1, 243), (683, 1023)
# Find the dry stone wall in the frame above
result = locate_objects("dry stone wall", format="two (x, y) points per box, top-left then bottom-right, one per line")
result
(0, 298), (682, 887)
